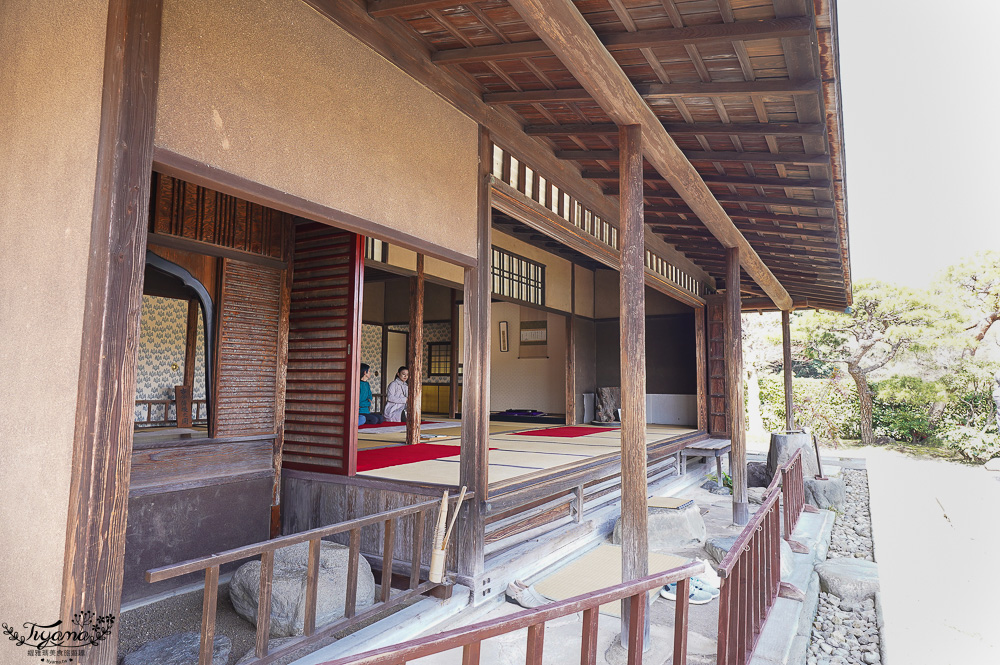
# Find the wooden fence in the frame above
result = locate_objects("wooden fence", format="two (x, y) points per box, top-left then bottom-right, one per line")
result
(146, 495), (464, 665)
(317, 560), (705, 665)
(135, 398), (208, 426)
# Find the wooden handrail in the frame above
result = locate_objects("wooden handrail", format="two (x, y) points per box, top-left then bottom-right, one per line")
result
(147, 494), (467, 665)
(716, 491), (782, 665)
(780, 448), (806, 539)
(316, 560), (705, 665)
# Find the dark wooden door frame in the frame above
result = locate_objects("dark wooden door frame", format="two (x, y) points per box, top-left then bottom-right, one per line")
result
(62, 2), (163, 663)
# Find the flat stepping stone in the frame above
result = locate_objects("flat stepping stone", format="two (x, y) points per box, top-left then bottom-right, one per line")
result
(805, 477), (846, 511)
(816, 557), (879, 602)
(122, 632), (231, 665)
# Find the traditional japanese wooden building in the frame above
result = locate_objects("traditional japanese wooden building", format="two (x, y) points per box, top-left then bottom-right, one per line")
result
(1, 0), (848, 662)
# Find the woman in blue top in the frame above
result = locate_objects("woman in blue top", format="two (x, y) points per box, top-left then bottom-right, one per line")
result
(358, 363), (385, 426)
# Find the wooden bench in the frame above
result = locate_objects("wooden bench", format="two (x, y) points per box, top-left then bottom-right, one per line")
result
(680, 439), (732, 479)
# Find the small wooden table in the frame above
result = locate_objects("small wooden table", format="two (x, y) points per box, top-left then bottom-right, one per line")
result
(680, 439), (732, 480)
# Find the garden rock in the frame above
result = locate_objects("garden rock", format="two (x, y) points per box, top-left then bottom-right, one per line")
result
(805, 477), (847, 511)
(122, 632), (231, 665)
(705, 536), (738, 565)
(748, 487), (768, 505)
(747, 461), (771, 487)
(985, 457), (1000, 472)
(815, 558), (880, 602)
(230, 541), (376, 637)
(767, 431), (820, 479)
(235, 638), (298, 665)
(613, 503), (706, 551)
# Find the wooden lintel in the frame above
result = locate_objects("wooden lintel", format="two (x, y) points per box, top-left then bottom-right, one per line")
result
(525, 121), (825, 137)
(432, 16), (813, 64)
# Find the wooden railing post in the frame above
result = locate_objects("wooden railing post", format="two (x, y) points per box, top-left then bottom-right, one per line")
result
(199, 566), (219, 665)
(673, 578), (690, 665)
(581, 607), (599, 665)
(410, 510), (425, 590)
(526, 623), (545, 665)
(346, 528), (361, 618)
(304, 538), (321, 636)
(382, 518), (396, 603)
(255, 550), (275, 657)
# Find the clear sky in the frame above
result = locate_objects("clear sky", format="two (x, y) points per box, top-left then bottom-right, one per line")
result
(837, 0), (1000, 288)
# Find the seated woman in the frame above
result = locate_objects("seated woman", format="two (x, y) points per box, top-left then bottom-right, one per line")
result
(383, 366), (409, 422)
(358, 363), (385, 425)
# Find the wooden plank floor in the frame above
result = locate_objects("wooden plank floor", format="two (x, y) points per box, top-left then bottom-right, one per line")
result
(356, 421), (697, 486)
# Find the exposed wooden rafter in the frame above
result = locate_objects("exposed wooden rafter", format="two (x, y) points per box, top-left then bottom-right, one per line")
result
(527, 122), (826, 137)
(506, 0), (793, 310)
(555, 149), (828, 165)
(431, 16), (814, 64)
(485, 79), (819, 104)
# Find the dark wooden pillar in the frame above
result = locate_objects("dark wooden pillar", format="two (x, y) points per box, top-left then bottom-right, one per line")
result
(695, 305), (708, 432)
(618, 124), (649, 645)
(725, 247), (748, 525)
(565, 267), (577, 425)
(176, 300), (199, 428)
(458, 127), (492, 587)
(449, 289), (460, 419)
(406, 254), (425, 445)
(782, 309), (794, 430)
(62, 0), (163, 661)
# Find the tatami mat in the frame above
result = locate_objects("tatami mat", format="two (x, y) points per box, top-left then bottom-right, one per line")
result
(487, 441), (620, 456)
(532, 544), (690, 617)
(358, 458), (529, 485)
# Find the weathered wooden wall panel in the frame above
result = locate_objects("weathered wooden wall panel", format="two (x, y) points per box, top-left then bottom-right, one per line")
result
(282, 223), (362, 474)
(214, 259), (283, 435)
(706, 294), (728, 436)
(151, 173), (287, 258)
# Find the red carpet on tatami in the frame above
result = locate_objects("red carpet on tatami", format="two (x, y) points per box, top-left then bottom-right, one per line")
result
(513, 425), (619, 438)
(358, 420), (438, 430)
(356, 444), (462, 471)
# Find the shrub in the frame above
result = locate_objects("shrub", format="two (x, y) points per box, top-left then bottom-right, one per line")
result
(937, 425), (1000, 463)
(757, 373), (859, 444)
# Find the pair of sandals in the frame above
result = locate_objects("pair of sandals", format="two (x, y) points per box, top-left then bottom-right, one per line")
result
(660, 576), (720, 605)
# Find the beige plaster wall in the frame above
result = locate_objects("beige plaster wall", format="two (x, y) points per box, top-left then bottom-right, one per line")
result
(156, 0), (478, 262)
(492, 231), (573, 313)
(491, 302), (567, 414)
(574, 264), (595, 319)
(0, 0), (108, 626)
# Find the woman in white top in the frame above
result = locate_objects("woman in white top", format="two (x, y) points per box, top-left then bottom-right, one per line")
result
(383, 366), (409, 422)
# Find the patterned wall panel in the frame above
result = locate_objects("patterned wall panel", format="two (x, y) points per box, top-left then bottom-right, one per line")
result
(134, 295), (206, 422)
(385, 322), (453, 385)
(361, 323), (383, 388)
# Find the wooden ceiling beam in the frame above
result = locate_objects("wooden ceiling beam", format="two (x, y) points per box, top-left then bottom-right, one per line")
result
(507, 0), (793, 309)
(485, 79), (820, 104)
(367, 0), (467, 18)
(432, 16), (813, 64)
(556, 149), (827, 165)
(582, 170), (833, 191)
(526, 121), (826, 137)
(646, 207), (835, 227)
(612, 189), (833, 210)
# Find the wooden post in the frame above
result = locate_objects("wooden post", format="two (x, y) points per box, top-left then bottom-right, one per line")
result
(725, 247), (749, 525)
(407, 254), (425, 445)
(61, 1), (162, 661)
(565, 267), (576, 425)
(183, 299), (199, 388)
(618, 124), (649, 647)
(695, 306), (708, 432)
(782, 309), (794, 430)
(449, 289), (460, 419)
(271, 229), (294, 536)
(458, 127), (492, 588)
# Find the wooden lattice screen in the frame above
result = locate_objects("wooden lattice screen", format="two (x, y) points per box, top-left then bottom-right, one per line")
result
(214, 259), (284, 436)
(281, 222), (363, 475)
